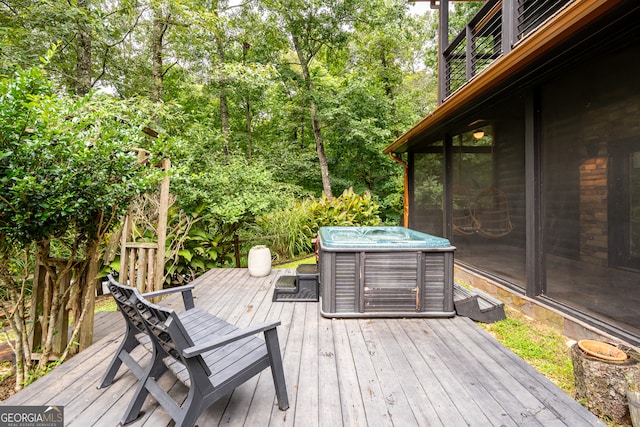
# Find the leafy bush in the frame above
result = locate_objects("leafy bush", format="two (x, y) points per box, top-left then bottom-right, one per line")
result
(168, 154), (306, 272)
(0, 64), (156, 244)
(307, 187), (382, 233)
(171, 154), (296, 225)
(254, 200), (314, 262)
(255, 188), (382, 261)
(0, 58), (158, 379)
(166, 223), (234, 285)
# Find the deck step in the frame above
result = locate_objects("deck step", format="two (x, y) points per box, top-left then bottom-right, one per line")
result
(274, 275), (297, 291)
(453, 282), (506, 323)
(272, 265), (319, 302)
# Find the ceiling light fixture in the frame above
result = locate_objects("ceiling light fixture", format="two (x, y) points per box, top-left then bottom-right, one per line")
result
(473, 129), (485, 139)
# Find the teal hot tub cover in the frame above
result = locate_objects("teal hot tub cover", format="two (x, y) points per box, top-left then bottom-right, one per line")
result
(318, 226), (452, 250)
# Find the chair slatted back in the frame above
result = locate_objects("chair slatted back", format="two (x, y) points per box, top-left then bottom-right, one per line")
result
(131, 290), (213, 377)
(107, 274), (146, 333)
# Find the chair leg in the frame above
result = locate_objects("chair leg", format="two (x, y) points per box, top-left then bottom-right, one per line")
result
(121, 348), (168, 425)
(98, 327), (139, 389)
(264, 329), (289, 411)
(176, 390), (205, 427)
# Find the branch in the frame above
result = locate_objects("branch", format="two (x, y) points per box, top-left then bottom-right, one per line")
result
(0, 0), (18, 15)
(160, 13), (172, 40)
(162, 60), (178, 77)
(105, 6), (147, 49)
(91, 47), (109, 89)
(0, 195), (17, 214)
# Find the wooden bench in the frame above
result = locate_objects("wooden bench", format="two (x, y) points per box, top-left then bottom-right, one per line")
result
(98, 275), (195, 389)
(120, 283), (289, 427)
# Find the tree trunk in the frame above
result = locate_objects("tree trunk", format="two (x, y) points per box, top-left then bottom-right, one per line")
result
(220, 90), (230, 156)
(0, 246), (32, 391)
(76, 0), (92, 96)
(245, 98), (252, 162)
(1, 294), (27, 391)
(35, 241), (56, 371)
(63, 253), (98, 358)
(309, 101), (332, 197)
(571, 342), (640, 425)
(215, 34), (231, 156)
(242, 42), (253, 162)
(291, 35), (333, 197)
(35, 241), (74, 372)
(151, 7), (168, 103)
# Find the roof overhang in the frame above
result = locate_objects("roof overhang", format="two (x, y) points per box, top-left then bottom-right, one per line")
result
(384, 0), (624, 154)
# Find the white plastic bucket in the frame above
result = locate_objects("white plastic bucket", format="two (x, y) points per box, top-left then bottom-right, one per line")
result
(248, 245), (271, 277)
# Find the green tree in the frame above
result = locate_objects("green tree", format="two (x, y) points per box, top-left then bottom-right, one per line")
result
(0, 0), (147, 96)
(261, 0), (359, 198)
(449, 1), (484, 38)
(0, 60), (156, 381)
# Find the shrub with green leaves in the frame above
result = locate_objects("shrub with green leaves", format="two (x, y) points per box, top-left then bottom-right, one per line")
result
(169, 154), (304, 269)
(254, 199), (314, 261)
(0, 63), (157, 246)
(307, 187), (382, 233)
(166, 223), (233, 284)
(255, 188), (382, 261)
(0, 58), (159, 381)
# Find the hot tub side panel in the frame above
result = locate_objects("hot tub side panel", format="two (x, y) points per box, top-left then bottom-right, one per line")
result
(362, 252), (419, 313)
(319, 247), (455, 318)
(320, 251), (360, 315)
(422, 251), (454, 313)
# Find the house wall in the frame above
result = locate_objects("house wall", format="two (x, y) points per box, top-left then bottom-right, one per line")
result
(408, 29), (640, 345)
(542, 45), (640, 266)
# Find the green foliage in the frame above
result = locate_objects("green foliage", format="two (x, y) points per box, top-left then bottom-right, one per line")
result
(449, 2), (485, 39)
(0, 59), (158, 384)
(0, 61), (156, 247)
(171, 155), (298, 226)
(307, 187), (382, 233)
(166, 223), (232, 285)
(255, 199), (315, 261)
(167, 153), (306, 275)
(255, 188), (382, 260)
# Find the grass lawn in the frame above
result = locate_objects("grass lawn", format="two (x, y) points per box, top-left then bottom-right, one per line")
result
(273, 256), (316, 269)
(480, 306), (575, 396)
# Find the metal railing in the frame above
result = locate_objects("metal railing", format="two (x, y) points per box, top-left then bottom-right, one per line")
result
(442, 0), (575, 101)
(517, 0), (573, 39)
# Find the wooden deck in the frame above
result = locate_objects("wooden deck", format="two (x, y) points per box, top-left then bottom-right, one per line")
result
(1, 268), (605, 426)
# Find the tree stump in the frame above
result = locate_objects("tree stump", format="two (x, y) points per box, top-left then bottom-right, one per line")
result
(571, 342), (640, 425)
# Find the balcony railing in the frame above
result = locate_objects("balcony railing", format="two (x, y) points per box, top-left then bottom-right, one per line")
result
(441, 0), (575, 102)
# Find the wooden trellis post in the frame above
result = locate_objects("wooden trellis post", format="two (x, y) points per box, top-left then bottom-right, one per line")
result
(119, 158), (170, 293)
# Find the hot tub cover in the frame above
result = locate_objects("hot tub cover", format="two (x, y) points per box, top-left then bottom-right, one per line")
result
(318, 226), (451, 249)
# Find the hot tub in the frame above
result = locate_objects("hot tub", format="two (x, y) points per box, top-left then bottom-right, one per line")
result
(318, 226), (455, 318)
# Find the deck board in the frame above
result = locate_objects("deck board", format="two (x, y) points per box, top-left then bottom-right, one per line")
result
(1, 268), (605, 427)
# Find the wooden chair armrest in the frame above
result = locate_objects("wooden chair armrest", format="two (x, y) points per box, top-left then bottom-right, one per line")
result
(181, 321), (281, 358)
(142, 285), (195, 309)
